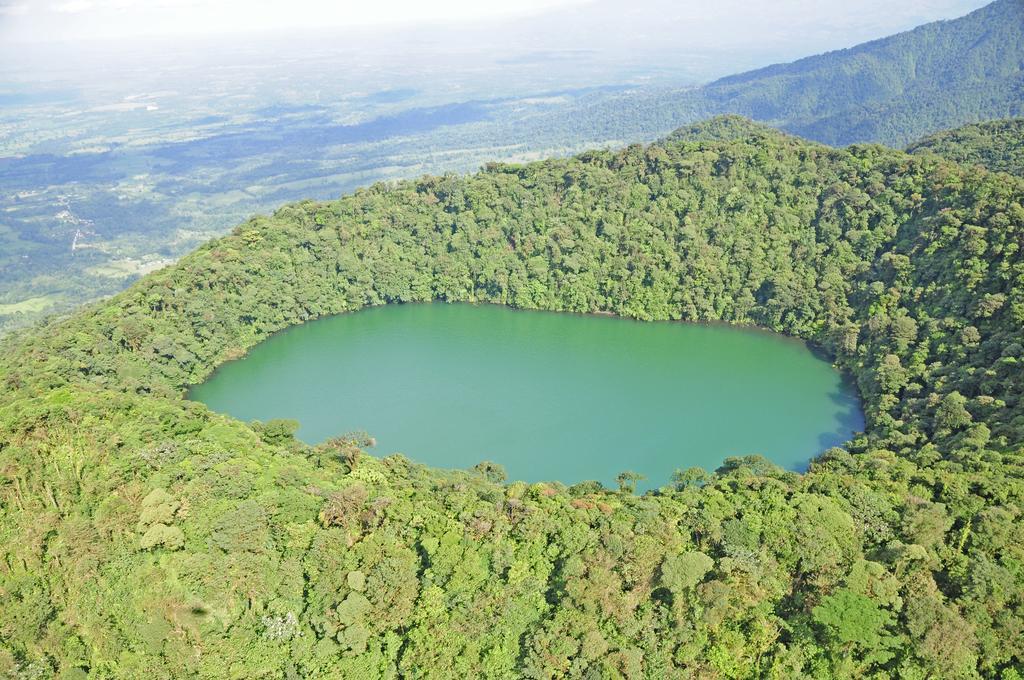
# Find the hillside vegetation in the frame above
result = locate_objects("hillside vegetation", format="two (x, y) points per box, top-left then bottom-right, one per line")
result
(3, 2), (1022, 336)
(1, 117), (1023, 678)
(908, 118), (1024, 177)
(687, 0), (1024, 147)
(506, 0), (1024, 153)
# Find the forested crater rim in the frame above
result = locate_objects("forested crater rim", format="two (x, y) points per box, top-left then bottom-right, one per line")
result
(0, 116), (1021, 678)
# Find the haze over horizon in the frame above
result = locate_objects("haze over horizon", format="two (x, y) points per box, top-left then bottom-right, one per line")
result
(0, 0), (1018, 337)
(0, 0), (993, 79)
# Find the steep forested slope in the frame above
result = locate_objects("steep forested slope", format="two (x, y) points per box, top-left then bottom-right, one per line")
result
(908, 118), (1024, 176)
(686, 0), (1024, 146)
(479, 0), (1024, 156)
(3, 3), (1021, 338)
(1, 117), (1023, 678)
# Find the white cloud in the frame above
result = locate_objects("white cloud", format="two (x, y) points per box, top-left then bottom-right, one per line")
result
(51, 0), (95, 13)
(0, 2), (30, 15)
(0, 0), (991, 49)
(3, 0), (597, 43)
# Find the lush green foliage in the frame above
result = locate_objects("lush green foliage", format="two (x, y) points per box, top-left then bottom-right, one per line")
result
(691, 0), (1024, 147)
(4, 0), (1019, 337)
(908, 118), (1024, 177)
(1, 116), (1023, 678)
(4, 1), (1021, 336)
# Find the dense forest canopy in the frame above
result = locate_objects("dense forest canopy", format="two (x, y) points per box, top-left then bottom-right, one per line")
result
(687, 0), (1024, 147)
(2, 1), (1021, 336)
(908, 118), (1024, 177)
(1, 116), (1023, 678)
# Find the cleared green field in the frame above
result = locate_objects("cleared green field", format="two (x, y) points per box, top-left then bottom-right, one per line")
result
(0, 295), (57, 315)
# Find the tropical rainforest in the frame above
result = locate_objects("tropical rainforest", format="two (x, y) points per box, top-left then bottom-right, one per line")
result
(908, 118), (1024, 177)
(1, 115), (1023, 678)
(684, 0), (1024, 148)
(2, 0), (1022, 336)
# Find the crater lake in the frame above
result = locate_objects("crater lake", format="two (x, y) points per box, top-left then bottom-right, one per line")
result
(189, 303), (863, 490)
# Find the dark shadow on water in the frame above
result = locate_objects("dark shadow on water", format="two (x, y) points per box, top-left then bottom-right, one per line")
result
(798, 342), (867, 472)
(805, 385), (865, 472)
(804, 340), (838, 365)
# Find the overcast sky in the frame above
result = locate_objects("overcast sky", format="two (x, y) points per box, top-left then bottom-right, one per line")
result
(1, 0), (592, 42)
(0, 0), (992, 46)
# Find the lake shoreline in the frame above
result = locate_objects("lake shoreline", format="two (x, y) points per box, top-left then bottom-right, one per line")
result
(190, 302), (865, 491)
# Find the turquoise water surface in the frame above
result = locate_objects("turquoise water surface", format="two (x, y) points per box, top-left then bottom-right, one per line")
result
(190, 304), (863, 489)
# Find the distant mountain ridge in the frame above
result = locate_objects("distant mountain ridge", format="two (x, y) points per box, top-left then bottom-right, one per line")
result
(698, 0), (1024, 145)
(681, 0), (1024, 147)
(1, 1), (1021, 336)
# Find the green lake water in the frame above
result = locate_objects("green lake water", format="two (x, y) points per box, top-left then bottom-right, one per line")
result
(189, 303), (863, 489)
